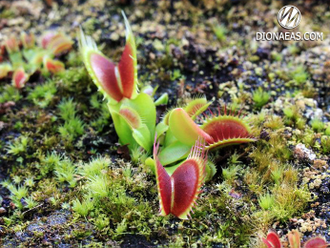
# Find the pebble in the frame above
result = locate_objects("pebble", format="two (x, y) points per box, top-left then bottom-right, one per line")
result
(294, 143), (316, 161)
(0, 207), (6, 214)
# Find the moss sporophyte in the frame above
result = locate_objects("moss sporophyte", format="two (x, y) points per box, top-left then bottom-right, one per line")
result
(0, 31), (73, 89)
(79, 12), (255, 219)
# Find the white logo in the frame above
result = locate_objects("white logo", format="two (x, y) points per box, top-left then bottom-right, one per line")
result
(277, 5), (301, 30)
(255, 5), (322, 41)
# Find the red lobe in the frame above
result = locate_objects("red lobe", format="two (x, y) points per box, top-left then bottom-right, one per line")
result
(90, 53), (123, 102)
(203, 119), (250, 142)
(118, 43), (135, 99)
(155, 156), (171, 216)
(262, 231), (282, 248)
(171, 159), (200, 217)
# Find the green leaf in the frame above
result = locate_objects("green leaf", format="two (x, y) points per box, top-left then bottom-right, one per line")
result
(184, 97), (212, 120)
(145, 157), (155, 174)
(108, 102), (137, 150)
(132, 124), (151, 152)
(156, 122), (168, 138)
(159, 141), (191, 166)
(122, 93), (156, 140)
(165, 163), (180, 176)
(155, 93), (169, 106)
(169, 108), (213, 146)
(164, 127), (177, 147)
(118, 106), (142, 129)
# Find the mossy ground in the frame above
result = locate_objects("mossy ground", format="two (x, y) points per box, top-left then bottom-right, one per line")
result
(1, 0), (330, 247)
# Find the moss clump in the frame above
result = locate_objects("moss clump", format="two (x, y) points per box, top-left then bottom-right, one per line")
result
(0, 85), (21, 103)
(6, 135), (30, 156)
(252, 87), (270, 109)
(291, 65), (309, 85)
(28, 81), (57, 108)
(310, 118), (325, 132)
(57, 98), (85, 144)
(325, 125), (330, 136)
(264, 115), (284, 130)
(258, 193), (275, 211)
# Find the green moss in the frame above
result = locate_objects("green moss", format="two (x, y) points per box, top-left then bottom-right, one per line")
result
(38, 152), (62, 177)
(283, 106), (295, 119)
(57, 98), (85, 143)
(0, 4), (327, 247)
(72, 198), (94, 217)
(58, 118), (85, 142)
(222, 164), (241, 184)
(311, 118), (325, 132)
(252, 87), (270, 109)
(130, 145), (148, 164)
(28, 81), (57, 108)
(90, 96), (111, 132)
(92, 213), (110, 231)
(264, 115), (284, 130)
(325, 125), (330, 135)
(81, 156), (110, 177)
(271, 184), (311, 222)
(24, 177), (35, 187)
(222, 153), (243, 184)
(271, 51), (282, 61)
(321, 136), (330, 153)
(58, 98), (77, 120)
(283, 105), (305, 129)
(210, 22), (227, 42)
(290, 65), (308, 85)
(288, 45), (300, 55)
(6, 135), (30, 156)
(0, 9), (15, 18)
(24, 195), (38, 209)
(258, 193), (275, 211)
(54, 157), (77, 187)
(56, 67), (90, 93)
(271, 165), (283, 185)
(0, 85), (21, 103)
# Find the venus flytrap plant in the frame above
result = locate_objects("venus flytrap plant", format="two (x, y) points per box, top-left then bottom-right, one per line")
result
(157, 105), (255, 166)
(43, 56), (65, 74)
(78, 12), (256, 220)
(79, 12), (156, 153)
(155, 96), (212, 166)
(21, 32), (37, 62)
(153, 137), (207, 219)
(41, 32), (73, 56)
(0, 31), (73, 89)
(262, 230), (329, 248)
(12, 67), (29, 89)
(0, 63), (12, 79)
(181, 107), (252, 148)
(4, 35), (23, 68)
(79, 12), (138, 103)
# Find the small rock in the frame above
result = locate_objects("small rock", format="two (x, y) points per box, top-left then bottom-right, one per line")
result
(294, 143), (316, 161)
(0, 101), (15, 114)
(110, 32), (119, 41)
(0, 207), (6, 215)
(26, 222), (44, 233)
(313, 159), (328, 170)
